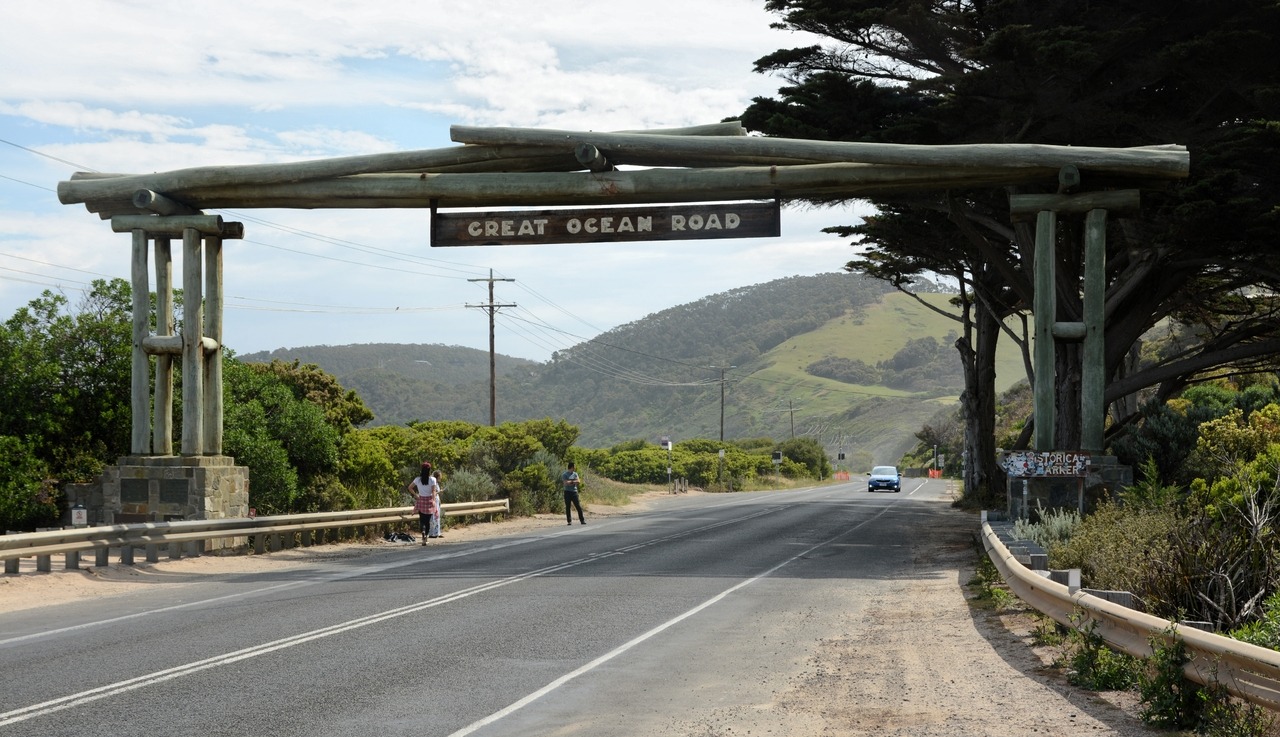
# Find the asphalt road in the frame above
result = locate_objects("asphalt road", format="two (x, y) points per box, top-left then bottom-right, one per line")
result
(0, 476), (949, 737)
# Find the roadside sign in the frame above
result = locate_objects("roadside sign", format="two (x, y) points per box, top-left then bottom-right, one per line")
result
(432, 201), (780, 247)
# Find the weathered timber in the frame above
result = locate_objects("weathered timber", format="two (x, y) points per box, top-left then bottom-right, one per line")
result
(57, 125), (746, 209)
(452, 126), (1190, 179)
(84, 164), (1078, 211)
(575, 143), (611, 172)
(59, 146), (577, 206)
(111, 215), (226, 235)
(615, 121), (745, 137)
(1009, 190), (1141, 220)
(132, 189), (200, 216)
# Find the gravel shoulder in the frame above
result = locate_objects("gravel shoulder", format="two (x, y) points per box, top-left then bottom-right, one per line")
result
(0, 488), (1167, 735)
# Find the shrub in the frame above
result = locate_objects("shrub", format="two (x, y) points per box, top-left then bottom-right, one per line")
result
(1050, 500), (1177, 594)
(1062, 617), (1140, 691)
(444, 468), (498, 504)
(1011, 504), (1081, 549)
(1137, 629), (1202, 730)
(0, 435), (57, 531)
(1230, 590), (1280, 650)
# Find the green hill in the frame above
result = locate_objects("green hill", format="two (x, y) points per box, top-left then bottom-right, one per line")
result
(239, 274), (1026, 466)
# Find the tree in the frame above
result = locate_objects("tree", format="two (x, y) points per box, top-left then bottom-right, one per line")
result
(0, 280), (135, 482)
(741, 1), (1280, 501)
(0, 436), (57, 531)
(250, 358), (373, 432)
(776, 436), (832, 478)
(223, 358), (342, 513)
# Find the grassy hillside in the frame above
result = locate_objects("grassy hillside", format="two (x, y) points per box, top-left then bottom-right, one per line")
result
(760, 292), (1025, 394)
(237, 277), (1027, 468)
(734, 292), (1027, 465)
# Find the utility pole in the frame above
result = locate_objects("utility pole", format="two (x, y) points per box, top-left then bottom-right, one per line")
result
(767, 399), (800, 440)
(467, 269), (515, 426)
(708, 365), (735, 442)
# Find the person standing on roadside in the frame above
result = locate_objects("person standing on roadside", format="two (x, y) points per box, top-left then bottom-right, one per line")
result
(561, 462), (585, 525)
(429, 469), (445, 539)
(405, 462), (440, 545)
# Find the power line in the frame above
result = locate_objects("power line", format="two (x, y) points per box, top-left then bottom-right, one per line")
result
(0, 173), (54, 192)
(467, 269), (516, 426)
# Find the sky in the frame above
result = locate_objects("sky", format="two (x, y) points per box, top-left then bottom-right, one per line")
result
(0, 1), (869, 363)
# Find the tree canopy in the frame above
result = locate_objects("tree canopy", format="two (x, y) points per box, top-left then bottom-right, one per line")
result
(741, 0), (1280, 501)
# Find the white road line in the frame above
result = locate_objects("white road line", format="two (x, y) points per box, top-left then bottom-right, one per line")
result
(0, 505), (781, 727)
(0, 553), (608, 727)
(447, 501), (895, 737)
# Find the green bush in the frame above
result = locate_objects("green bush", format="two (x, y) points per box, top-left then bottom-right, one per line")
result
(1137, 629), (1202, 730)
(1230, 590), (1280, 650)
(1063, 617), (1140, 691)
(1011, 504), (1081, 549)
(0, 435), (58, 531)
(502, 463), (558, 517)
(1050, 500), (1177, 593)
(443, 467), (498, 505)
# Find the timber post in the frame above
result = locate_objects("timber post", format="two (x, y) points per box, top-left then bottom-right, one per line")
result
(93, 214), (249, 538)
(1011, 183), (1140, 454)
(110, 214), (241, 456)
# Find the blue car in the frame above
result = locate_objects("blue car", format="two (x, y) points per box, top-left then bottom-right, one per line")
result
(867, 465), (901, 493)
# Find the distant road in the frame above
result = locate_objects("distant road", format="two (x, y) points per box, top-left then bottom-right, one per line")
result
(1, 478), (950, 736)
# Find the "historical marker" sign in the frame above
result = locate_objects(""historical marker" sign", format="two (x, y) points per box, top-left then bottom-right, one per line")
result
(431, 201), (780, 247)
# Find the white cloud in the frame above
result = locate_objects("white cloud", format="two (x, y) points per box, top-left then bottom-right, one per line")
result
(0, 1), (845, 361)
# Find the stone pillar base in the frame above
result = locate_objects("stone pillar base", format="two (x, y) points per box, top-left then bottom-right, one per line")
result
(100, 455), (250, 551)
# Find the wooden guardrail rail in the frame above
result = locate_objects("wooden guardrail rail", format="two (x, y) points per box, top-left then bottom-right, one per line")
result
(1, 500), (509, 574)
(982, 517), (1280, 710)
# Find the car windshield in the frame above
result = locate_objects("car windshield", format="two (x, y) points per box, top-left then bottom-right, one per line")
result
(871, 466), (897, 476)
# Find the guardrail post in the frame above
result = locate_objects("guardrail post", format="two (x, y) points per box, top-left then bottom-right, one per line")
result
(300, 529), (312, 547)
(169, 542), (182, 560)
(96, 547), (110, 567)
(4, 558), (18, 574)
(269, 533), (281, 552)
(1048, 568), (1081, 593)
(254, 534), (265, 555)
(37, 554), (51, 572)
(66, 551), (80, 570)
(120, 546), (134, 566)
(185, 541), (201, 558)
(146, 544), (159, 563)
(282, 532), (295, 550)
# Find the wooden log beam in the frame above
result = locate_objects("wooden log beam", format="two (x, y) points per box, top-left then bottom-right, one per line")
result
(109, 215), (244, 238)
(56, 125), (744, 207)
(450, 126), (1191, 180)
(112, 215), (224, 235)
(575, 143), (612, 172)
(1008, 190), (1142, 221)
(136, 163), (1068, 211)
(132, 189), (200, 216)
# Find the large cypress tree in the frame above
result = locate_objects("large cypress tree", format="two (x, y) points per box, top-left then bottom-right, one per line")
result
(741, 0), (1280, 501)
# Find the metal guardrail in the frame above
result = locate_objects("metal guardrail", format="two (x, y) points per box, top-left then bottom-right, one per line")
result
(981, 518), (1280, 710)
(1, 500), (509, 574)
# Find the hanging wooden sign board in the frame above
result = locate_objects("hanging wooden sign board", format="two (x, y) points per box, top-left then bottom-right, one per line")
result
(431, 200), (779, 247)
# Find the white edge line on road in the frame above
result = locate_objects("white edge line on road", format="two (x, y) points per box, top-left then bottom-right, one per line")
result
(446, 500), (896, 737)
(0, 520), (630, 647)
(0, 506), (783, 727)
